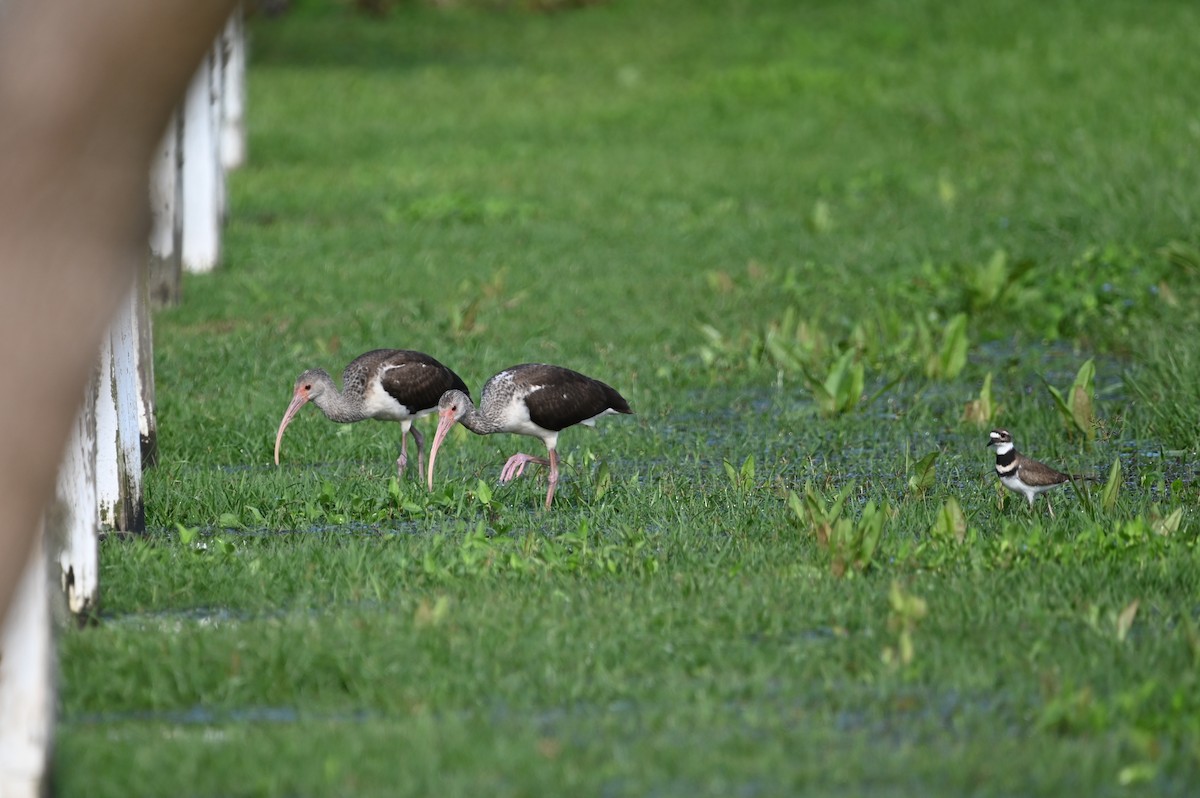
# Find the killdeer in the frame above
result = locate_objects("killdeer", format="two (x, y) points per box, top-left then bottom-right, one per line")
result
(987, 428), (1092, 516)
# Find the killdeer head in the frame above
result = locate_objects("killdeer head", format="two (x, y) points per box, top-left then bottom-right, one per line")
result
(988, 428), (1014, 455)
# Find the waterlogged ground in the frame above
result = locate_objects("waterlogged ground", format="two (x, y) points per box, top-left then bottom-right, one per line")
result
(59, 345), (1200, 795)
(54, 0), (1200, 795)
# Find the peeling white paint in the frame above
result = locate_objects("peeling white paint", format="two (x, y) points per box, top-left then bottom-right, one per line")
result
(0, 529), (54, 798)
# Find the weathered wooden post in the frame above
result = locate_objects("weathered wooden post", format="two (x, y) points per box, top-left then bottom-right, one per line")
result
(0, 529), (54, 798)
(181, 47), (223, 273)
(210, 36), (228, 225)
(148, 112), (183, 308)
(221, 5), (248, 172)
(165, 0), (246, 278)
(95, 285), (146, 534)
(136, 264), (159, 467)
(50, 379), (100, 616)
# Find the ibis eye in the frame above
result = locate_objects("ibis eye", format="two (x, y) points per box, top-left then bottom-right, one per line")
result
(304, 384), (312, 390)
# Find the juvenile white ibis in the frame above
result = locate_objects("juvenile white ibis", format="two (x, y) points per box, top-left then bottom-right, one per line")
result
(426, 363), (633, 509)
(274, 349), (469, 481)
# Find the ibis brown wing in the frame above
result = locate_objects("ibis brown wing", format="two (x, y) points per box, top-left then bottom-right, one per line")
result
(517, 365), (632, 432)
(377, 353), (469, 415)
(338, 349), (468, 415)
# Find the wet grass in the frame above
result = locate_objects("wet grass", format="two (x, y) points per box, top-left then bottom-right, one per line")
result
(54, 0), (1200, 795)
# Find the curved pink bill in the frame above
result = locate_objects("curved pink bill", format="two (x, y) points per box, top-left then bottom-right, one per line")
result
(425, 408), (458, 491)
(273, 390), (310, 465)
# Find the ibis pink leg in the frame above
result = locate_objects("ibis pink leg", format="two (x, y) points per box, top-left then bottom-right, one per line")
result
(544, 448), (560, 510)
(500, 452), (550, 483)
(396, 434), (408, 480)
(498, 449), (559, 509)
(411, 426), (426, 478)
(396, 423), (427, 481)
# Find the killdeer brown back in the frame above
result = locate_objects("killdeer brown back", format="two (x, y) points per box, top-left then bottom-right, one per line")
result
(987, 428), (1093, 516)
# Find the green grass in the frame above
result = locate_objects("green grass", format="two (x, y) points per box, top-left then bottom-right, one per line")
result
(55, 0), (1200, 794)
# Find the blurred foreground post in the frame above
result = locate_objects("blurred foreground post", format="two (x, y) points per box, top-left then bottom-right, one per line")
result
(0, 4), (245, 791)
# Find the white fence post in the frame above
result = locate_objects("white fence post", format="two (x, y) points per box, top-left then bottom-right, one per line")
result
(136, 263), (159, 468)
(0, 529), (55, 798)
(113, 284), (147, 531)
(50, 377), (100, 617)
(181, 48), (222, 274)
(180, 2), (245, 273)
(210, 36), (228, 225)
(95, 285), (145, 533)
(221, 5), (248, 172)
(148, 111), (183, 307)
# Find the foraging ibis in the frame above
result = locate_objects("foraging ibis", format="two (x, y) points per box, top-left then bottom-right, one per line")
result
(274, 349), (468, 481)
(426, 363), (633, 509)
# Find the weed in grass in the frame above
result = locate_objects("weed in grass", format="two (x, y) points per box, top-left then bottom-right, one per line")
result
(591, 459), (612, 502)
(388, 476), (426, 514)
(962, 371), (1000, 428)
(904, 449), (938, 500)
(442, 267), (525, 341)
(412, 594), (451, 629)
(1100, 457), (1123, 513)
(760, 307), (826, 376)
(929, 497), (968, 546)
(1115, 599), (1140, 644)
(175, 523), (199, 546)
(697, 322), (747, 372)
(882, 581), (927, 670)
(804, 349), (864, 418)
(788, 481), (852, 549)
(963, 249), (1023, 313)
(1036, 683), (1104, 736)
(1148, 505), (1184, 537)
(469, 478), (494, 510)
(924, 244), (1175, 345)
(788, 481), (885, 578)
(174, 522), (237, 556)
(807, 198), (833, 234)
(722, 454), (755, 492)
(1046, 358), (1097, 441)
(923, 312), (969, 381)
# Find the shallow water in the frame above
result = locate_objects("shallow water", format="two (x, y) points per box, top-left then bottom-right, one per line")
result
(67, 682), (1029, 747)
